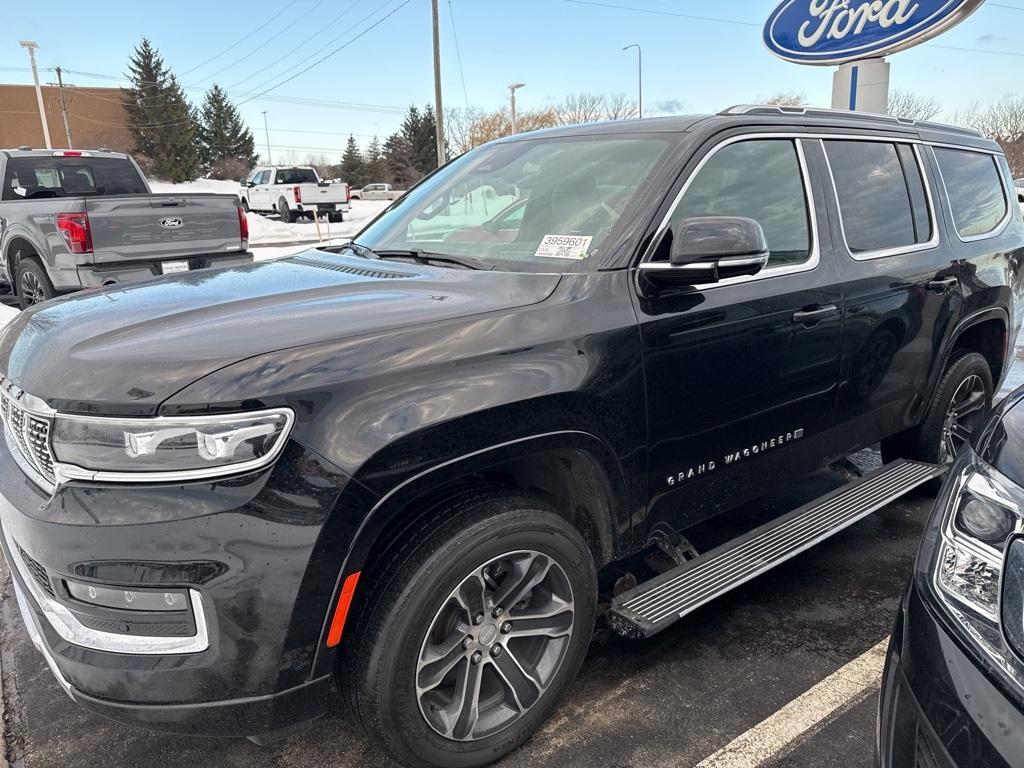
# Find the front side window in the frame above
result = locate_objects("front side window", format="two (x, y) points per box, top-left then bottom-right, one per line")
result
(661, 139), (812, 268)
(824, 140), (931, 255)
(934, 148), (1008, 239)
(356, 135), (673, 272)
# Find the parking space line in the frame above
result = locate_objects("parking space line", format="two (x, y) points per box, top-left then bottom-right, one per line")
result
(693, 637), (889, 768)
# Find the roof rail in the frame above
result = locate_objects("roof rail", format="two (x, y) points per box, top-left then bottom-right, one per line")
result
(16, 145), (31, 151)
(718, 104), (985, 139)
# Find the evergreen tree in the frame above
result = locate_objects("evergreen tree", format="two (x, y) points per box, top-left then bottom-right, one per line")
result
(383, 132), (416, 186)
(122, 38), (200, 182)
(339, 135), (366, 187)
(364, 136), (386, 183)
(197, 84), (257, 169)
(401, 105), (439, 176)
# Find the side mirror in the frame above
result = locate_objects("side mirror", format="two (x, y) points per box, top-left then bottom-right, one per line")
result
(641, 216), (770, 285)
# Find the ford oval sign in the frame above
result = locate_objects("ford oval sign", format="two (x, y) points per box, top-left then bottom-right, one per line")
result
(159, 217), (183, 229)
(764, 0), (984, 66)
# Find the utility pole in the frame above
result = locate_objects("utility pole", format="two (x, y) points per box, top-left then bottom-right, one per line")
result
(431, 0), (446, 168)
(52, 67), (74, 148)
(19, 41), (52, 149)
(622, 44), (642, 118)
(508, 83), (526, 134)
(262, 111), (272, 164)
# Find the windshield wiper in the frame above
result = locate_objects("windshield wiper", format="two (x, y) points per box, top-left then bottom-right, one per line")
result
(339, 242), (381, 260)
(373, 249), (493, 271)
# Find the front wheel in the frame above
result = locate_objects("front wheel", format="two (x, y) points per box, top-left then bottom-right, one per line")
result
(341, 490), (596, 768)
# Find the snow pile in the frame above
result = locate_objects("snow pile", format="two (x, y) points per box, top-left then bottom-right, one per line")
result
(0, 304), (18, 331)
(148, 179), (389, 247)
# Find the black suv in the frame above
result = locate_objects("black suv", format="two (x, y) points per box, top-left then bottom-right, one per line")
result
(1, 106), (1022, 768)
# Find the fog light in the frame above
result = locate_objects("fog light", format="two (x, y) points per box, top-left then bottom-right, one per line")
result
(64, 580), (187, 612)
(957, 498), (1015, 543)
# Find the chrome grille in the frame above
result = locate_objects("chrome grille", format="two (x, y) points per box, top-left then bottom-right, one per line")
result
(17, 544), (55, 597)
(0, 376), (56, 485)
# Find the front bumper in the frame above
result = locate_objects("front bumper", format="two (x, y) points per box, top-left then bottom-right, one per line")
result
(0, 434), (350, 738)
(878, 582), (1024, 767)
(71, 251), (253, 290)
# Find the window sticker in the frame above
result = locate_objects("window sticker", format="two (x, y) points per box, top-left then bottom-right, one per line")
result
(534, 235), (593, 260)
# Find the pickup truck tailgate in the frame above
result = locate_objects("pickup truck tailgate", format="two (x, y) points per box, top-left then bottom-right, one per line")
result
(85, 194), (244, 262)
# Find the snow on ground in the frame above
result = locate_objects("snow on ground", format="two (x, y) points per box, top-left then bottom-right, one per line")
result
(0, 304), (17, 329)
(148, 178), (389, 248)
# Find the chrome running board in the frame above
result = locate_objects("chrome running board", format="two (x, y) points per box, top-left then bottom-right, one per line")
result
(608, 459), (945, 639)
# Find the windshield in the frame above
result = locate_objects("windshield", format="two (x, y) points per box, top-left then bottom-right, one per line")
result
(355, 134), (673, 272)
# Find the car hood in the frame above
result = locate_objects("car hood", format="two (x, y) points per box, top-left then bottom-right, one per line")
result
(0, 251), (561, 415)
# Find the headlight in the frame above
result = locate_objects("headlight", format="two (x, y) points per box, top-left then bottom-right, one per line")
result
(51, 408), (294, 482)
(920, 449), (1024, 666)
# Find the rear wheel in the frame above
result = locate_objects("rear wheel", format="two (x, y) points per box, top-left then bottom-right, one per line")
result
(240, 197), (250, 213)
(881, 350), (993, 473)
(341, 490), (596, 768)
(277, 198), (298, 223)
(16, 258), (55, 308)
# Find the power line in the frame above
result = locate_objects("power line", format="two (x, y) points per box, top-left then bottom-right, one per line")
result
(179, 0), (304, 77)
(226, 0), (362, 90)
(187, 0), (329, 87)
(448, 0), (470, 110)
(561, 0), (759, 28)
(237, 0), (401, 98)
(237, 0), (414, 105)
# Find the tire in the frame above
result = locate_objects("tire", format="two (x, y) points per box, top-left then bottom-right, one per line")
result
(240, 197), (250, 213)
(16, 258), (56, 309)
(277, 198), (298, 223)
(341, 490), (597, 768)
(881, 350), (993, 478)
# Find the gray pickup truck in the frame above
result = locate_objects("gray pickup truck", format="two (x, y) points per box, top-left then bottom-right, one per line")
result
(0, 148), (252, 307)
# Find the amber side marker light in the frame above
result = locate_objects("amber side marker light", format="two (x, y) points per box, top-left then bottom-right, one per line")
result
(326, 571), (362, 647)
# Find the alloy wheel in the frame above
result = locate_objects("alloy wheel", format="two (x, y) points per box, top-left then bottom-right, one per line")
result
(939, 373), (987, 463)
(415, 549), (576, 742)
(19, 271), (45, 305)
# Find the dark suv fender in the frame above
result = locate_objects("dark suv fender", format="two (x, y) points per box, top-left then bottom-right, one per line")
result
(306, 428), (634, 679)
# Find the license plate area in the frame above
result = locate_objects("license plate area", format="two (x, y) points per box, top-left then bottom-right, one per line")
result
(161, 260), (190, 275)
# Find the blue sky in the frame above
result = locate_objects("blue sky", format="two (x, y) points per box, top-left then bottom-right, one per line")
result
(3, 0), (1023, 162)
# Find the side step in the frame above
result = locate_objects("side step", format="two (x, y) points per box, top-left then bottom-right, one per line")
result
(607, 459), (944, 639)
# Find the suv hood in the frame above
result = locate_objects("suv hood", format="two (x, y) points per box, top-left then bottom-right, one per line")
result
(0, 251), (560, 415)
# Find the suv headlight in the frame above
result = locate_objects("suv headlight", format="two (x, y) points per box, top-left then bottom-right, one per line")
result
(919, 448), (1024, 667)
(51, 408), (294, 482)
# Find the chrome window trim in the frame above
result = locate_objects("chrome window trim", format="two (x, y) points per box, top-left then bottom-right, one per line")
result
(639, 134), (821, 290)
(820, 139), (941, 261)
(3, 523), (210, 655)
(930, 145), (1013, 244)
(51, 407), (296, 486)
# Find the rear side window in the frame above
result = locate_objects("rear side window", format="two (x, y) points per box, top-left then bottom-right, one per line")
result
(934, 148), (1008, 238)
(664, 139), (812, 268)
(824, 140), (932, 256)
(2, 156), (146, 200)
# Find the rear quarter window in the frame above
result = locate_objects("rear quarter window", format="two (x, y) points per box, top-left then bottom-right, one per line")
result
(934, 148), (1009, 239)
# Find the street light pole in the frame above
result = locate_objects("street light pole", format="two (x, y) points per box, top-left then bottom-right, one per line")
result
(431, 0), (446, 167)
(19, 41), (52, 149)
(508, 83), (526, 134)
(262, 111), (272, 164)
(622, 44), (642, 118)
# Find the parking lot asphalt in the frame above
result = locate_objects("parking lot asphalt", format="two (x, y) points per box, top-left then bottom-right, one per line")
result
(2, 345), (1021, 768)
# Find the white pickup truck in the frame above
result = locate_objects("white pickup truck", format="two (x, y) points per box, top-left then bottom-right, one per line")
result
(350, 183), (406, 201)
(239, 166), (350, 223)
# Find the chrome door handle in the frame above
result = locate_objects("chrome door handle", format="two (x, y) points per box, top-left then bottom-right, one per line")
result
(792, 305), (839, 325)
(926, 277), (958, 293)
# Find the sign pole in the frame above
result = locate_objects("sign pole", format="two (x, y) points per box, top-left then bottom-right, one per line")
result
(831, 58), (890, 113)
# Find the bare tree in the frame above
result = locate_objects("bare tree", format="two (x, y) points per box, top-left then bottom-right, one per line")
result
(604, 92), (639, 121)
(558, 93), (607, 126)
(888, 89), (941, 121)
(445, 106), (484, 156)
(467, 108), (559, 147)
(763, 91), (807, 107)
(950, 96), (1024, 175)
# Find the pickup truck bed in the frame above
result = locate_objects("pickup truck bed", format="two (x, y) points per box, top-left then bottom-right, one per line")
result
(0, 149), (251, 306)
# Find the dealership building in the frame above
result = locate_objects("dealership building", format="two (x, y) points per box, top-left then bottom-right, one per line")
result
(0, 83), (132, 152)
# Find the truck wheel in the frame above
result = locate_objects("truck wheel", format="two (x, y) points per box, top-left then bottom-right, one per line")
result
(16, 259), (56, 308)
(881, 350), (993, 470)
(341, 490), (596, 768)
(240, 198), (250, 213)
(277, 198), (298, 223)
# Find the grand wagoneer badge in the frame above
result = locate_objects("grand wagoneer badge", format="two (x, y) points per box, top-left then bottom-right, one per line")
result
(667, 428), (805, 487)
